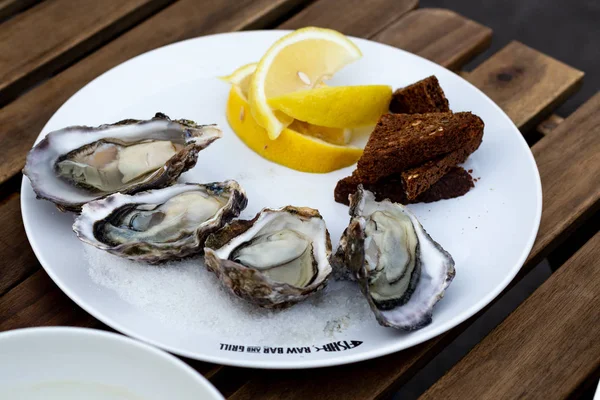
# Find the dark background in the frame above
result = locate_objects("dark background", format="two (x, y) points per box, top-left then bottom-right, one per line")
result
(421, 0), (599, 117)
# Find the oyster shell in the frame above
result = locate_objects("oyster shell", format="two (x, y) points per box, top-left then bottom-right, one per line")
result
(332, 186), (455, 330)
(204, 206), (332, 308)
(73, 181), (247, 263)
(23, 113), (222, 211)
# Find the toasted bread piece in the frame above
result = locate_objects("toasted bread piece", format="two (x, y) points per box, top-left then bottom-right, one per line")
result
(356, 112), (484, 184)
(417, 167), (474, 203)
(389, 75), (450, 114)
(334, 167), (474, 206)
(401, 127), (483, 200)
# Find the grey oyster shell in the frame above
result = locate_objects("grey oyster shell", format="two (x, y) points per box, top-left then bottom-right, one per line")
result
(23, 113), (222, 212)
(73, 181), (247, 263)
(204, 206), (332, 309)
(332, 186), (455, 331)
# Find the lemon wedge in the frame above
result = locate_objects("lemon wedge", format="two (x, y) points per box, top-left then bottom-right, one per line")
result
(226, 85), (362, 173)
(248, 27), (362, 140)
(288, 120), (351, 145)
(222, 63), (352, 146)
(219, 62), (256, 93)
(269, 85), (392, 128)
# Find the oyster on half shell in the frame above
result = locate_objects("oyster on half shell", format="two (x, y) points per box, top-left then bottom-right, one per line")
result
(73, 181), (247, 263)
(204, 206), (332, 308)
(23, 113), (222, 211)
(332, 186), (455, 331)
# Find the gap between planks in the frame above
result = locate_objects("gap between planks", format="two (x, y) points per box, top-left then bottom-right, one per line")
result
(0, 0), (42, 21)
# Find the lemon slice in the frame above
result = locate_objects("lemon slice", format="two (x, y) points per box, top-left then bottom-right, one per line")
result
(248, 27), (362, 140)
(289, 120), (351, 145)
(270, 85), (392, 128)
(222, 63), (352, 145)
(219, 62), (256, 94)
(226, 85), (362, 173)
(223, 65), (294, 136)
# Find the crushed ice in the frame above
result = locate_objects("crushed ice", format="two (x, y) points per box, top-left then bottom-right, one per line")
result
(85, 246), (373, 345)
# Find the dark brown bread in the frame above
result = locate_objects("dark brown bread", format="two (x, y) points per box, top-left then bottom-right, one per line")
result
(334, 167), (474, 206)
(401, 126), (483, 200)
(416, 167), (474, 203)
(389, 75), (450, 114)
(356, 112), (484, 184)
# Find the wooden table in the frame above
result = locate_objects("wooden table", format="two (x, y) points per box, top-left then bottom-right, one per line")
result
(1, 1), (598, 399)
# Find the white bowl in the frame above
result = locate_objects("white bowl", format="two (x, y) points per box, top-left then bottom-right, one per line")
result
(0, 327), (223, 400)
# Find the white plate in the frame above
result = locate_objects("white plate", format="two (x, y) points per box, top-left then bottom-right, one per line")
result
(0, 327), (223, 399)
(21, 31), (542, 369)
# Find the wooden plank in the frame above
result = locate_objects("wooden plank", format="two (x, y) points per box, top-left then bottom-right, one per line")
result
(0, 0), (42, 21)
(229, 91), (600, 400)
(0, 0), (310, 184)
(0, 194), (39, 297)
(0, 269), (97, 330)
(537, 114), (564, 136)
(280, 0), (418, 37)
(0, 0), (174, 105)
(374, 8), (492, 71)
(421, 232), (600, 400)
(466, 41), (583, 132)
(527, 92), (600, 267)
(461, 70), (565, 137)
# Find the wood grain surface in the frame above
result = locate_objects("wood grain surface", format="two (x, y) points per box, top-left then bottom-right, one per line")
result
(0, 269), (98, 330)
(461, 69), (566, 137)
(421, 232), (600, 400)
(0, 194), (38, 296)
(0, 0), (41, 20)
(0, 0), (310, 185)
(374, 8), (492, 71)
(536, 114), (564, 136)
(466, 41), (584, 132)
(0, 0), (174, 104)
(528, 92), (600, 266)
(280, 0), (418, 37)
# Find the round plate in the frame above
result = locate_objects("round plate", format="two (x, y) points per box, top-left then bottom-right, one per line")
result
(0, 327), (223, 399)
(21, 31), (542, 369)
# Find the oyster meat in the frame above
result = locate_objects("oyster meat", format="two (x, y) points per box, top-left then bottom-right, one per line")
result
(23, 113), (222, 211)
(332, 186), (455, 330)
(73, 181), (247, 263)
(204, 206), (332, 308)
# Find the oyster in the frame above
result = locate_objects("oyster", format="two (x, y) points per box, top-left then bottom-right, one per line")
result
(332, 186), (455, 330)
(204, 206), (332, 308)
(23, 113), (222, 211)
(73, 181), (247, 263)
